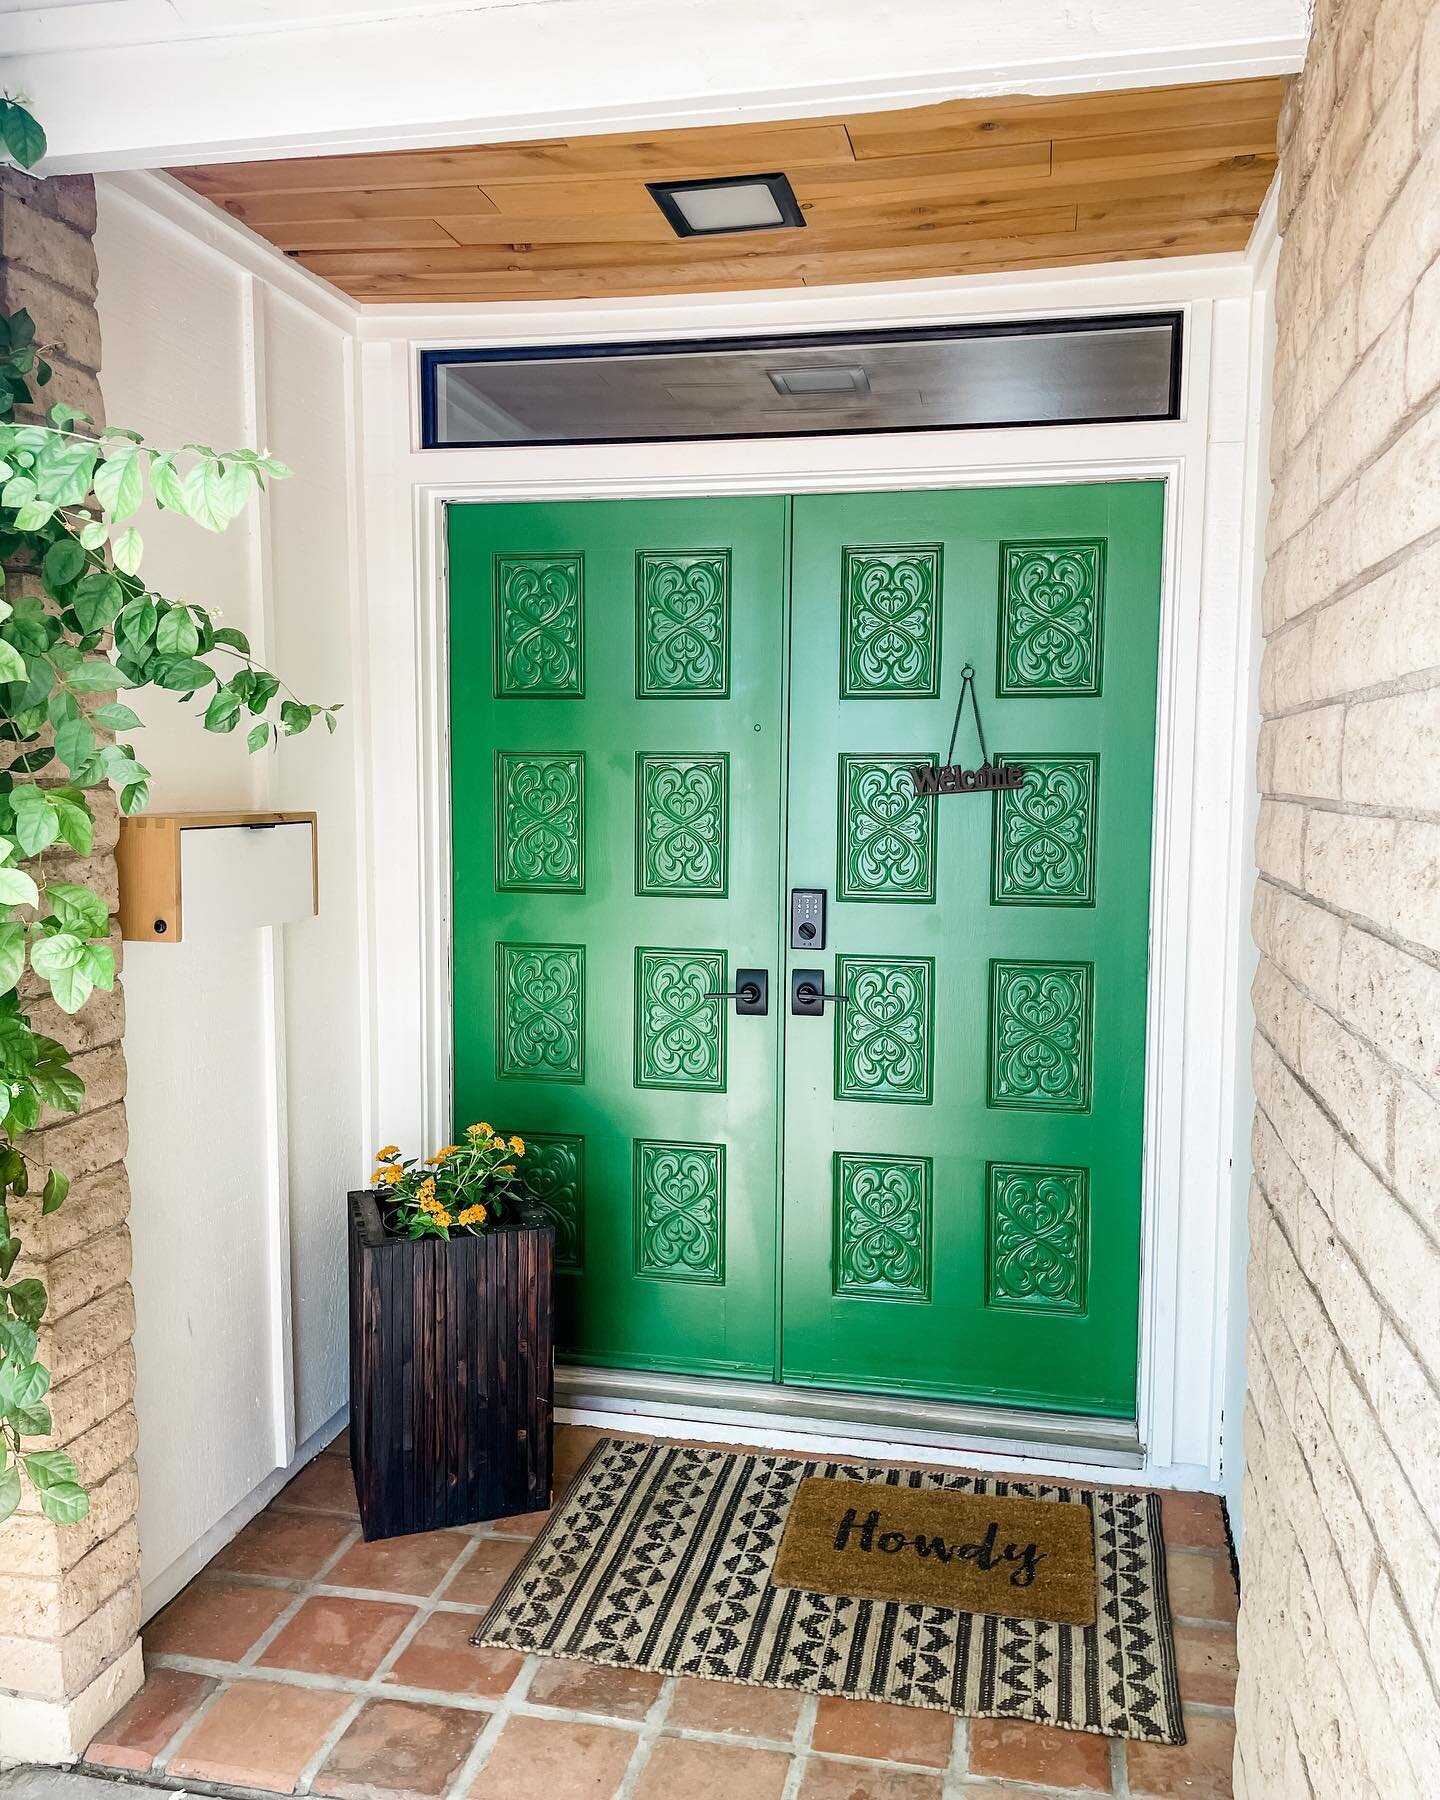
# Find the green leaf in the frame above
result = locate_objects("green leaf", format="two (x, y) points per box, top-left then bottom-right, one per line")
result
(280, 700), (314, 736)
(81, 942), (116, 991)
(49, 403), (92, 429)
(23, 1449), (79, 1491)
(51, 793), (94, 855)
(45, 883), (108, 940)
(156, 607), (200, 657)
(6, 1280), (47, 1328)
(11, 498), (55, 531)
(0, 1464), (20, 1526)
(1, 474), (37, 509)
(155, 656), (215, 692)
(42, 1169), (69, 1216)
(72, 571), (123, 633)
(91, 701), (143, 730)
(6, 789), (59, 857)
(54, 714), (95, 774)
(119, 780), (149, 815)
(31, 437), (97, 508)
(78, 520), (108, 551)
(0, 638), (26, 684)
(67, 660), (133, 692)
(42, 539), (86, 590)
(0, 922), (25, 989)
(212, 626), (252, 655)
(112, 527), (143, 575)
(15, 1401), (52, 1437)
(0, 1316), (38, 1363)
(204, 687), (242, 733)
(183, 457), (251, 532)
(148, 451), (185, 513)
(93, 445), (143, 520)
(0, 1236), (17, 1282)
(118, 597), (156, 659)
(38, 1481), (90, 1525)
(0, 867), (38, 908)
(0, 1358), (49, 1416)
(1, 104), (46, 171)
(247, 722), (271, 753)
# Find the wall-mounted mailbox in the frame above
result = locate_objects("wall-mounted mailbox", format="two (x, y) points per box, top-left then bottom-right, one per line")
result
(116, 811), (318, 943)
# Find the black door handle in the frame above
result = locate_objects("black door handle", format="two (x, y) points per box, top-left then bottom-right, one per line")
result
(705, 968), (768, 1016)
(791, 969), (848, 1017)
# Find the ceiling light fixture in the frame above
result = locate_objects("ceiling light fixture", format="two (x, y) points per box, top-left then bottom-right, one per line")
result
(647, 172), (805, 237)
(767, 365), (871, 396)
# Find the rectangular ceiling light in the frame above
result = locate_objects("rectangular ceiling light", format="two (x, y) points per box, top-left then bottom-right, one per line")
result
(647, 172), (805, 237)
(423, 314), (1184, 448)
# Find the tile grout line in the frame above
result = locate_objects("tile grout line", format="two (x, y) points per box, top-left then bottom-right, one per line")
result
(941, 1710), (970, 1798)
(612, 1668), (678, 1800)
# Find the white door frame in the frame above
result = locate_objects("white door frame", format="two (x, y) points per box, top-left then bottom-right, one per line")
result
(356, 269), (1267, 1491)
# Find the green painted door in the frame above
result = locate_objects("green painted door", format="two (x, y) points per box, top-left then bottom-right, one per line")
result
(448, 497), (788, 1380)
(448, 481), (1163, 1418)
(779, 483), (1163, 1418)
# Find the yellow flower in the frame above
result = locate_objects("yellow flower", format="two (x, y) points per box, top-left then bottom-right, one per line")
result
(380, 1166), (403, 1186)
(470, 1121), (493, 1139)
(431, 1145), (461, 1162)
(508, 1135), (525, 1155)
(458, 1202), (488, 1227)
(418, 1177), (437, 1201)
(433, 1208), (453, 1230)
(376, 1145), (399, 1159)
(495, 1164), (517, 1178)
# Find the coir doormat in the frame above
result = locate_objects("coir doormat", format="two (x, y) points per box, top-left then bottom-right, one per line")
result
(473, 1437), (1184, 1744)
(772, 1474), (1097, 1626)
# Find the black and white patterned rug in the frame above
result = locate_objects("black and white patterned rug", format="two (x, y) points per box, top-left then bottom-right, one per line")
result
(473, 1436), (1185, 1744)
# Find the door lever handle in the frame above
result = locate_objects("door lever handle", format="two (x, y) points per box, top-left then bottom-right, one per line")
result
(705, 968), (768, 1016)
(791, 970), (848, 1017)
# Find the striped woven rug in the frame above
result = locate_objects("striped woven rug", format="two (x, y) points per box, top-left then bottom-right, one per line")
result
(473, 1436), (1184, 1744)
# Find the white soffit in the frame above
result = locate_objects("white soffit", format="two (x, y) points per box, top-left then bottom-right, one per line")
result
(3, 0), (1309, 175)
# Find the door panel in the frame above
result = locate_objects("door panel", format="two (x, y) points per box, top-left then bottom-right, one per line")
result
(780, 484), (1164, 1418)
(449, 498), (788, 1380)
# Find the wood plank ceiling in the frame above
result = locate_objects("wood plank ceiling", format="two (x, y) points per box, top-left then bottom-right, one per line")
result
(171, 78), (1285, 304)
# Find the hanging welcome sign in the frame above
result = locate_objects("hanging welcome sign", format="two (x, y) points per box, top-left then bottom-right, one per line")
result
(908, 663), (1024, 797)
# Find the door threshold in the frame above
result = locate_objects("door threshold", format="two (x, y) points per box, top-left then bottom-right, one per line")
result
(555, 1365), (1145, 1473)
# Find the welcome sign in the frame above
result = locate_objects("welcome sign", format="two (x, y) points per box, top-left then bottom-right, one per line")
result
(770, 1475), (1098, 1626)
(909, 760), (1024, 797)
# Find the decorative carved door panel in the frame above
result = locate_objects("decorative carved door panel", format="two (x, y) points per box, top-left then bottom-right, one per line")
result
(448, 483), (1163, 1417)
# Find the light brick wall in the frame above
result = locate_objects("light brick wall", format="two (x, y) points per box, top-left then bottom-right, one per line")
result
(0, 167), (141, 1762)
(1238, 0), (1440, 1793)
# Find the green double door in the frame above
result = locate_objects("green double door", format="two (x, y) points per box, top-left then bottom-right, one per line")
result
(449, 482), (1163, 1419)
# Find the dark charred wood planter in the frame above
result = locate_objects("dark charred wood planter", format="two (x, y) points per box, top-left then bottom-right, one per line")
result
(348, 1191), (554, 1541)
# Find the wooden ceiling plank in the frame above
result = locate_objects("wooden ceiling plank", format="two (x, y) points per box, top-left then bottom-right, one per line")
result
(219, 185), (500, 226)
(268, 218), (465, 251)
(438, 210), (677, 247)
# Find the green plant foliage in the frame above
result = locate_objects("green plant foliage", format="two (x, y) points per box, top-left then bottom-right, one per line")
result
(0, 297), (342, 1525)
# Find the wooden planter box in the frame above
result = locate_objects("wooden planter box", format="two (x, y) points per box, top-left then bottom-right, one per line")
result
(347, 1191), (554, 1541)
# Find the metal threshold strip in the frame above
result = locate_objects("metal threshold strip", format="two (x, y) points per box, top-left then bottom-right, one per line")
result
(554, 1366), (1144, 1470)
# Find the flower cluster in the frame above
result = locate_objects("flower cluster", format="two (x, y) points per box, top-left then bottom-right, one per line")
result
(370, 1123), (525, 1240)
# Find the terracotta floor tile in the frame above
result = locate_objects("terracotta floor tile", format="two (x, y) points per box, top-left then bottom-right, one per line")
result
(968, 1718), (1112, 1792)
(275, 1454), (361, 1518)
(633, 1735), (791, 1800)
(1126, 1711), (1235, 1798)
(1174, 1623), (1240, 1706)
(145, 1576), (295, 1662)
(468, 1715), (636, 1800)
(1159, 1490), (1229, 1552)
(811, 1696), (955, 1768)
(554, 1425), (608, 1490)
(87, 1668), (217, 1771)
(385, 1610), (525, 1697)
(257, 1595), (416, 1679)
(328, 1529), (472, 1597)
(527, 1656), (666, 1720)
(168, 1677), (352, 1791)
(796, 1758), (945, 1800)
(442, 1539), (529, 1606)
(667, 1676), (805, 1740)
(487, 1508), (551, 1537)
(212, 1509), (354, 1580)
(313, 1697), (486, 1800)
(1166, 1550), (1239, 1623)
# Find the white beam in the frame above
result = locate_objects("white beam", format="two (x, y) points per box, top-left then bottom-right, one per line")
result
(3, 0), (1308, 175)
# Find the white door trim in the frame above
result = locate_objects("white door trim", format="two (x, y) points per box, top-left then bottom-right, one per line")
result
(357, 281), (1266, 1490)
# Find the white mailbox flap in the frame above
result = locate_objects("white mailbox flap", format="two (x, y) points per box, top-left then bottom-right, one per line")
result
(179, 822), (316, 935)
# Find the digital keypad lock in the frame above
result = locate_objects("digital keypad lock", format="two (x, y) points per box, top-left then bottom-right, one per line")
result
(790, 888), (826, 951)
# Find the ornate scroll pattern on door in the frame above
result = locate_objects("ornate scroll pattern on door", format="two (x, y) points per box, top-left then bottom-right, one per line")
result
(840, 545), (942, 698)
(986, 1162), (1088, 1313)
(511, 1131), (584, 1271)
(634, 1140), (725, 1283)
(634, 948), (727, 1091)
(494, 554), (584, 697)
(991, 754), (1098, 905)
(838, 754), (937, 902)
(987, 959), (1092, 1111)
(636, 754), (729, 897)
(497, 943), (585, 1081)
(495, 752), (585, 891)
(636, 551), (731, 697)
(998, 541), (1104, 696)
(833, 1153), (932, 1301)
(835, 954), (934, 1104)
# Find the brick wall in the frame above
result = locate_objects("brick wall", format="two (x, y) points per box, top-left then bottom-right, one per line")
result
(1238, 0), (1440, 1793)
(0, 168), (141, 1761)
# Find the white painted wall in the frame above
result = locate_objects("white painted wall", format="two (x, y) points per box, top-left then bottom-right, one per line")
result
(5, 0), (1308, 173)
(94, 177), (366, 1616)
